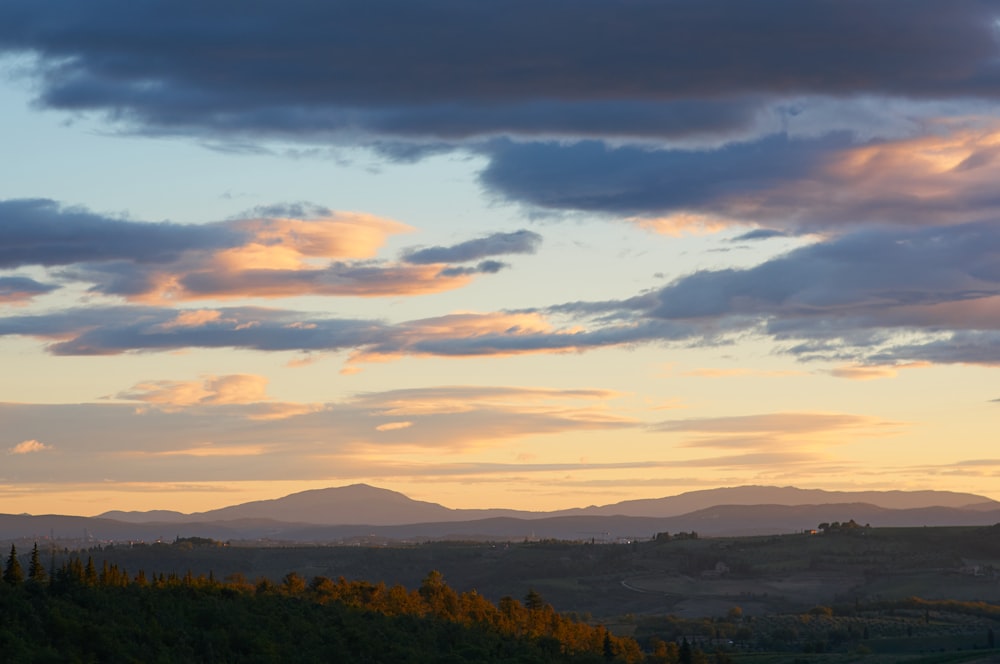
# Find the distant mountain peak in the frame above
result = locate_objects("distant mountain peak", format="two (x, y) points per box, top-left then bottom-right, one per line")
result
(92, 483), (998, 529)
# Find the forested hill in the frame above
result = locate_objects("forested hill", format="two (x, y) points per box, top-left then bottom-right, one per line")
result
(0, 551), (644, 663)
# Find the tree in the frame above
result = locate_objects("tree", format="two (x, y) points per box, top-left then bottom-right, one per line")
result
(524, 588), (546, 611)
(27, 542), (46, 584)
(84, 556), (98, 586)
(3, 544), (24, 585)
(680, 637), (693, 664)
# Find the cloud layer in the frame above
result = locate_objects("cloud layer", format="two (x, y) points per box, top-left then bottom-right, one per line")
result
(1, 199), (540, 302)
(4, 1), (1000, 228)
(2, 1), (998, 137)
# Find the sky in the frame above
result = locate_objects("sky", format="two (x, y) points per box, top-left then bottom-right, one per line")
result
(0, 0), (998, 517)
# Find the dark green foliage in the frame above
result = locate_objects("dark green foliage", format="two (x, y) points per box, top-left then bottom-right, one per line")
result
(0, 560), (642, 662)
(27, 543), (46, 584)
(3, 544), (23, 585)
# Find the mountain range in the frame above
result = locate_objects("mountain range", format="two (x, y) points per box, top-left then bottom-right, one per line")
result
(2, 484), (998, 543)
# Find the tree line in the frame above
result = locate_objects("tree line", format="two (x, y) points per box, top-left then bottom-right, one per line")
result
(2, 543), (646, 662)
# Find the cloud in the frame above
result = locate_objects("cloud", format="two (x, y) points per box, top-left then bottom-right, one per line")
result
(375, 422), (413, 432)
(732, 229), (789, 242)
(1, 0), (998, 146)
(1, 217), (996, 368)
(0, 199), (239, 268)
(480, 134), (845, 219)
(830, 362), (931, 380)
(650, 412), (903, 455)
(9, 439), (51, 454)
(402, 230), (542, 264)
(352, 385), (622, 416)
(653, 412), (895, 436)
(682, 368), (804, 378)
(0, 384), (639, 482)
(566, 220), (1000, 366)
(116, 374), (323, 421)
(2, 199), (525, 301)
(481, 125), (1000, 228)
(0, 276), (58, 304)
(117, 374), (271, 407)
(0, 305), (385, 355)
(140, 444), (268, 458)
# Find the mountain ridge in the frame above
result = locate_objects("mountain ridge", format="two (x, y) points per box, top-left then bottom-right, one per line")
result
(91, 483), (1000, 527)
(4, 501), (999, 543)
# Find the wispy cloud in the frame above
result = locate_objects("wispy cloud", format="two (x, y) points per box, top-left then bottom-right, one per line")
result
(375, 421), (413, 432)
(682, 368), (804, 378)
(401, 230), (541, 264)
(0, 383), (640, 482)
(652, 412), (903, 450)
(116, 374), (323, 421)
(118, 374), (270, 407)
(830, 362), (931, 380)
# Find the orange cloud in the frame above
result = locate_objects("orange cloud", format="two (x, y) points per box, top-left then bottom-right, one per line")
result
(119, 374), (269, 406)
(375, 421), (414, 432)
(154, 309), (224, 330)
(667, 120), (1000, 230)
(105, 211), (489, 302)
(115, 374), (325, 420)
(133, 444), (268, 457)
(831, 362), (931, 380)
(224, 213), (413, 268)
(628, 212), (730, 236)
(8, 439), (51, 455)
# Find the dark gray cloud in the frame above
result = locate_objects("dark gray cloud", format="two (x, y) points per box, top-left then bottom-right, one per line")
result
(645, 221), (1000, 320)
(172, 261), (480, 298)
(3, 2), (999, 229)
(0, 198), (239, 268)
(543, 220), (1000, 365)
(863, 332), (1000, 367)
(0, 306), (385, 355)
(480, 134), (847, 217)
(402, 230), (541, 264)
(480, 130), (1000, 227)
(0, 276), (58, 302)
(0, 0), (997, 143)
(364, 99), (762, 140)
(438, 261), (508, 277)
(732, 229), (789, 242)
